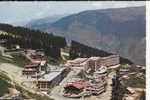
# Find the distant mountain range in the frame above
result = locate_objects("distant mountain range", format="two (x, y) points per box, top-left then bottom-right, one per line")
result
(26, 6), (146, 66)
(25, 14), (69, 31)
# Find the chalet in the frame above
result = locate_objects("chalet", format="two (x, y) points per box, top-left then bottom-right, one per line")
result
(22, 62), (40, 76)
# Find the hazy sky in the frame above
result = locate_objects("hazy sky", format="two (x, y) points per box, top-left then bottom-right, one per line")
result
(0, 1), (145, 25)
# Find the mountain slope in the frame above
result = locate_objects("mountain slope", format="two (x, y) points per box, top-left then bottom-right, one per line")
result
(25, 14), (68, 31)
(28, 6), (146, 65)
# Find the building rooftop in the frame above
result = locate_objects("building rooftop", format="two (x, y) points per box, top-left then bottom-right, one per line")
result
(51, 66), (67, 72)
(38, 71), (61, 82)
(69, 58), (88, 64)
(69, 82), (84, 89)
(25, 62), (40, 68)
(38, 67), (67, 82)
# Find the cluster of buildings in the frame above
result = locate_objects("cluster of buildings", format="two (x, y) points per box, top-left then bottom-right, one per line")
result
(22, 49), (47, 77)
(22, 50), (70, 91)
(66, 55), (120, 71)
(62, 55), (120, 98)
(21, 51), (120, 98)
(63, 66), (108, 98)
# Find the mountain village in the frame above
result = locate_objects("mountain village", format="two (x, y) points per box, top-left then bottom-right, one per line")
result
(0, 45), (145, 100)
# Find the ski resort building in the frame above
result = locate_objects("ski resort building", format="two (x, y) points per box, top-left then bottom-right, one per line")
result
(37, 67), (70, 90)
(85, 57), (101, 71)
(22, 60), (47, 76)
(63, 66), (108, 97)
(67, 55), (120, 71)
(99, 55), (120, 67)
(66, 58), (88, 67)
(22, 62), (41, 75)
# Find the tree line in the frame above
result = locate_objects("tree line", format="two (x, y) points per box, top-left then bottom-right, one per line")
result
(69, 40), (133, 65)
(0, 23), (66, 59)
(69, 40), (112, 59)
(0, 23), (134, 64)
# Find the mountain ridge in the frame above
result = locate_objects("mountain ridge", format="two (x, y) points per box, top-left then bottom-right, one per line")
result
(26, 6), (146, 66)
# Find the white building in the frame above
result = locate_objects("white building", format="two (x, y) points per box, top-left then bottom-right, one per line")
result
(66, 58), (88, 67)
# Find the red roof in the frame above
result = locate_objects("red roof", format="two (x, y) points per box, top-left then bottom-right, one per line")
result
(68, 81), (84, 89)
(25, 62), (40, 68)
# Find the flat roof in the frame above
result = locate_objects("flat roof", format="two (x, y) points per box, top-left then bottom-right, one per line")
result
(38, 71), (61, 82)
(38, 67), (67, 82)
(51, 66), (67, 72)
(70, 58), (88, 63)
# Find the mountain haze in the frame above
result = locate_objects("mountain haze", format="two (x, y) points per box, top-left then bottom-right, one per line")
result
(27, 6), (146, 66)
(25, 14), (68, 31)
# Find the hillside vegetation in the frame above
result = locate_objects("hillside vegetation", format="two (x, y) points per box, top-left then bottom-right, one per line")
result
(27, 6), (146, 66)
(0, 23), (134, 65)
(0, 24), (66, 59)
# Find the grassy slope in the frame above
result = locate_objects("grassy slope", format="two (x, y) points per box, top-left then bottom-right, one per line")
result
(0, 72), (54, 100)
(0, 56), (54, 100)
(0, 72), (13, 96)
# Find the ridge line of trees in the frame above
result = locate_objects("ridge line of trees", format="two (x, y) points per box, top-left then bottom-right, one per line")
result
(69, 40), (133, 64)
(0, 23), (66, 59)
